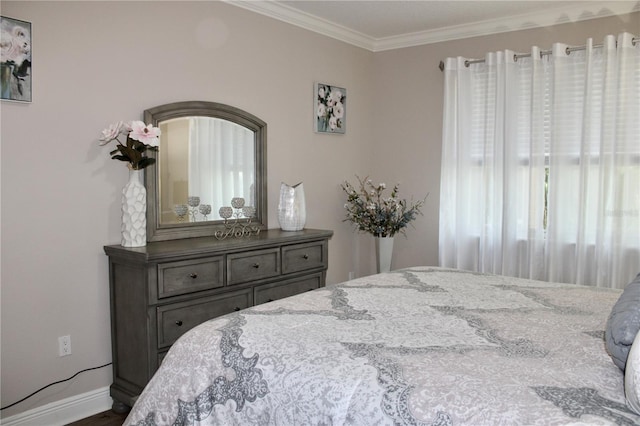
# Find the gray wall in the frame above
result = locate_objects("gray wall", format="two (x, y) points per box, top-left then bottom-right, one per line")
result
(1, 0), (637, 418)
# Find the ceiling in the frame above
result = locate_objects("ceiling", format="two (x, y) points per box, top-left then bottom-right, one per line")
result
(227, 1), (640, 51)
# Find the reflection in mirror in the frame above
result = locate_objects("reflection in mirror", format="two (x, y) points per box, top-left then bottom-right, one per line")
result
(159, 117), (255, 224)
(144, 101), (267, 242)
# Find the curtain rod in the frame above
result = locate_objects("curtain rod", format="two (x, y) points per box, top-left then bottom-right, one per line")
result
(438, 37), (639, 71)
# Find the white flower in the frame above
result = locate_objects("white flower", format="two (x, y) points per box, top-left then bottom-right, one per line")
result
(317, 103), (327, 118)
(318, 86), (325, 98)
(129, 121), (161, 147)
(99, 121), (123, 145)
(329, 115), (338, 130)
(0, 25), (30, 64)
(333, 101), (344, 119)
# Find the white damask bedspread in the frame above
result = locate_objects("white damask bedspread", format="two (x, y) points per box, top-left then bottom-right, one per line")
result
(125, 267), (640, 425)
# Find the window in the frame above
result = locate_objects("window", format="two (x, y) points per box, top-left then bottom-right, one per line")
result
(439, 34), (639, 288)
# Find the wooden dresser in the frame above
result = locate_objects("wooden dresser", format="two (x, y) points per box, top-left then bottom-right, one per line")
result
(104, 228), (333, 411)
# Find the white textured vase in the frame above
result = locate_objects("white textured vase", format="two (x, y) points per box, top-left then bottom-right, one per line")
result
(278, 182), (306, 231)
(121, 169), (147, 247)
(375, 236), (394, 273)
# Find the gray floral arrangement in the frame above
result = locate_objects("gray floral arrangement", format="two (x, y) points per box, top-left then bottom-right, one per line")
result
(341, 176), (426, 237)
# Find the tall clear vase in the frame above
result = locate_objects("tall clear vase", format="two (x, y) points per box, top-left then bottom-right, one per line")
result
(375, 236), (394, 273)
(121, 169), (147, 247)
(278, 182), (306, 231)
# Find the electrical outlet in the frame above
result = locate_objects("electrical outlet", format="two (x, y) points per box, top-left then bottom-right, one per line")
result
(58, 335), (71, 357)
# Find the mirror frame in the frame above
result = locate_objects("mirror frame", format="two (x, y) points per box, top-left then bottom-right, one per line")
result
(143, 101), (267, 242)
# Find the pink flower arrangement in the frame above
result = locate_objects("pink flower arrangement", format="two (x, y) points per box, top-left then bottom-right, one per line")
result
(99, 121), (161, 170)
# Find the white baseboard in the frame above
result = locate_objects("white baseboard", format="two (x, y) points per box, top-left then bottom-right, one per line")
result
(0, 387), (112, 426)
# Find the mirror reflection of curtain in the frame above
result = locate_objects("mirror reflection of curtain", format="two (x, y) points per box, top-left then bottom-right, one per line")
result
(188, 118), (255, 219)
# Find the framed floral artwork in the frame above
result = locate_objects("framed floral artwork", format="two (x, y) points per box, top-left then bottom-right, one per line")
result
(1, 16), (32, 102)
(315, 82), (346, 134)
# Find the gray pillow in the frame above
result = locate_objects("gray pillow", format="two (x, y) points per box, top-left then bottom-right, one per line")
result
(625, 331), (640, 414)
(605, 273), (640, 371)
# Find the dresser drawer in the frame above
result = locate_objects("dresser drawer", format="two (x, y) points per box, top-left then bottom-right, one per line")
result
(157, 289), (251, 348)
(227, 248), (280, 285)
(282, 241), (326, 274)
(254, 273), (322, 305)
(157, 257), (224, 298)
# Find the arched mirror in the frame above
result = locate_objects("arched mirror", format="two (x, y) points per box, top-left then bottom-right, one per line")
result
(144, 101), (267, 242)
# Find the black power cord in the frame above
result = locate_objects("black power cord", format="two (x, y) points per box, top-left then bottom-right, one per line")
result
(0, 362), (112, 411)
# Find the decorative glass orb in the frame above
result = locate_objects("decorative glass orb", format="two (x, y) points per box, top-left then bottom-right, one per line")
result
(242, 206), (255, 218)
(219, 206), (233, 219)
(231, 197), (245, 209)
(199, 204), (211, 216)
(187, 196), (200, 208)
(174, 204), (188, 220)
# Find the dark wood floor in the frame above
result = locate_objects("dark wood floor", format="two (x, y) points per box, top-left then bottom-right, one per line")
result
(67, 410), (128, 426)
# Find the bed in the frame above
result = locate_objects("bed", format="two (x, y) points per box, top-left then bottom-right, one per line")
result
(124, 267), (640, 425)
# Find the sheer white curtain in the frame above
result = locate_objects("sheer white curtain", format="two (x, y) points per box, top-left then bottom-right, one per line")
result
(189, 118), (255, 219)
(439, 33), (640, 288)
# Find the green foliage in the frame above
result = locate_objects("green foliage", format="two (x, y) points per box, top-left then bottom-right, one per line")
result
(341, 175), (426, 237)
(109, 136), (157, 170)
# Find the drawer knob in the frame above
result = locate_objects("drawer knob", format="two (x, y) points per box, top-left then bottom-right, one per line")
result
(252, 263), (260, 268)
(303, 254), (309, 260)
(234, 307), (241, 312)
(175, 320), (183, 326)
(189, 273), (198, 279)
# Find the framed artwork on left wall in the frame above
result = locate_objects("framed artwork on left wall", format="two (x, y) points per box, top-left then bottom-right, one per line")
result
(1, 16), (32, 102)
(314, 82), (346, 134)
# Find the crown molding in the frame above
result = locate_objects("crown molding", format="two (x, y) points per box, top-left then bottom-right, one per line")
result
(373, 1), (640, 52)
(224, 1), (639, 52)
(225, 0), (376, 50)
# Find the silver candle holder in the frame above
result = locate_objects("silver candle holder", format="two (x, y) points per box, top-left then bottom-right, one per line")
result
(187, 196), (201, 222)
(173, 204), (188, 222)
(173, 196), (211, 222)
(198, 204), (211, 221)
(214, 198), (261, 240)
